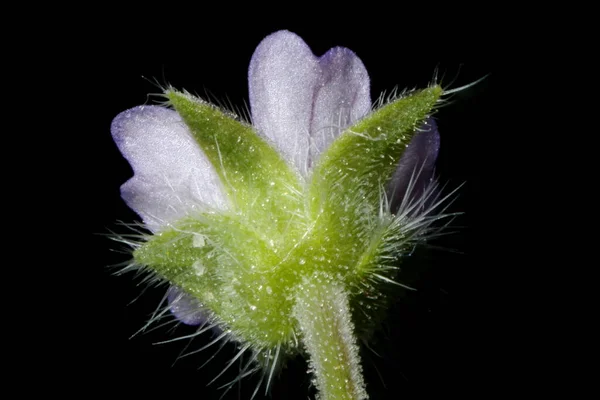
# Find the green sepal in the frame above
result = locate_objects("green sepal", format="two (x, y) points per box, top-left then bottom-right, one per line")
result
(306, 86), (442, 271)
(166, 90), (303, 239)
(310, 85), (442, 216)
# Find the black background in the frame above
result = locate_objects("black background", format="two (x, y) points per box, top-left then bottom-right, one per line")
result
(58, 17), (502, 400)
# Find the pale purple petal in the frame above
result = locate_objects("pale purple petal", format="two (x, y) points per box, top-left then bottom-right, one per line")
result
(167, 286), (209, 326)
(387, 118), (440, 213)
(309, 47), (371, 166)
(249, 31), (372, 175)
(111, 105), (228, 232)
(248, 30), (320, 176)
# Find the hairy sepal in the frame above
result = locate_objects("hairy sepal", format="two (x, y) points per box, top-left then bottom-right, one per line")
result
(133, 212), (296, 348)
(166, 89), (304, 240)
(308, 85), (442, 277)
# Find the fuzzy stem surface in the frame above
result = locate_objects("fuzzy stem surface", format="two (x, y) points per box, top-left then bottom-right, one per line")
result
(293, 275), (368, 400)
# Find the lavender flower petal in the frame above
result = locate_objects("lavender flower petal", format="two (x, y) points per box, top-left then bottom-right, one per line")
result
(248, 30), (372, 175)
(111, 105), (228, 232)
(310, 47), (371, 166)
(248, 30), (319, 175)
(167, 286), (208, 326)
(387, 117), (440, 213)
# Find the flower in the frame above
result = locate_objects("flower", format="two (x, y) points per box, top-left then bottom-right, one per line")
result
(111, 30), (445, 398)
(112, 30), (440, 320)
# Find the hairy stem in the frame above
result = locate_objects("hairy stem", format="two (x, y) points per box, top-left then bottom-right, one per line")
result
(293, 274), (368, 400)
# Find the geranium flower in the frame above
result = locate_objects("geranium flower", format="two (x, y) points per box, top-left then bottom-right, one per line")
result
(111, 30), (447, 399)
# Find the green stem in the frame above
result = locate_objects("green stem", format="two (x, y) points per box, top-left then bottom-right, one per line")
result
(293, 274), (368, 400)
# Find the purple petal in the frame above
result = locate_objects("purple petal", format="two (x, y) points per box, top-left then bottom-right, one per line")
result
(167, 286), (209, 326)
(387, 118), (440, 213)
(249, 30), (371, 175)
(310, 47), (371, 167)
(111, 105), (228, 232)
(248, 30), (319, 176)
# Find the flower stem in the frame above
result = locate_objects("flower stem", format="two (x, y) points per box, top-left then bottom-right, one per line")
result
(293, 274), (368, 400)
